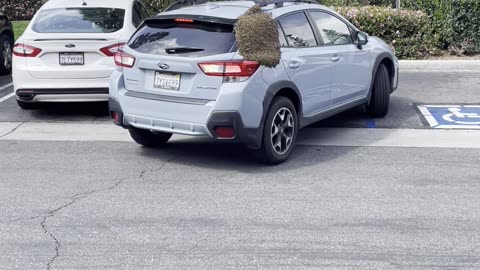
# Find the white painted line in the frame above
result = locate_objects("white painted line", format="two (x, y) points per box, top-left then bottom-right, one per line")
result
(0, 122), (22, 137)
(1, 122), (480, 149)
(297, 128), (480, 148)
(0, 92), (14, 103)
(0, 82), (13, 92)
(417, 105), (439, 127)
(436, 125), (480, 129)
(420, 105), (460, 108)
(0, 122), (131, 142)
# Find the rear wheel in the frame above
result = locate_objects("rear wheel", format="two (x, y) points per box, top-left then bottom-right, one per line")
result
(17, 100), (39, 110)
(366, 64), (391, 118)
(129, 127), (172, 148)
(0, 34), (13, 75)
(258, 97), (298, 165)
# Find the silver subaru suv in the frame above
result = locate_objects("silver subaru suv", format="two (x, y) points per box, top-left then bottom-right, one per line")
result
(109, 0), (399, 164)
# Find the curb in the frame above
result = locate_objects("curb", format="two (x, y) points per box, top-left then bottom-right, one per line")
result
(400, 60), (480, 71)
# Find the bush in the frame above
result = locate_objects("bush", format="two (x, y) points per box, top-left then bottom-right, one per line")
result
(402, 0), (452, 49)
(402, 0), (480, 54)
(321, 0), (368, 6)
(335, 6), (438, 59)
(368, 0), (395, 6)
(450, 0), (480, 54)
(142, 0), (173, 14)
(0, 0), (45, 21)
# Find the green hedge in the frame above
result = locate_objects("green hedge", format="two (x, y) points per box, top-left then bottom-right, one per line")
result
(145, 0), (480, 55)
(403, 0), (480, 54)
(402, 0), (452, 49)
(143, 0), (172, 14)
(450, 0), (480, 53)
(321, 0), (368, 6)
(0, 0), (44, 20)
(335, 6), (437, 59)
(323, 0), (395, 6)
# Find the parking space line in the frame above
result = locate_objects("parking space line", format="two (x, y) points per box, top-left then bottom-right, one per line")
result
(0, 92), (14, 103)
(1, 122), (480, 149)
(0, 82), (13, 92)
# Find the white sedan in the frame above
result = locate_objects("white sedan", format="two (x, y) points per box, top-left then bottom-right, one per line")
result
(12, 0), (150, 109)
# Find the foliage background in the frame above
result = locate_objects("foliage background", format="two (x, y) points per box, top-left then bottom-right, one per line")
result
(0, 0), (44, 21)
(335, 6), (437, 59)
(2, 0), (480, 57)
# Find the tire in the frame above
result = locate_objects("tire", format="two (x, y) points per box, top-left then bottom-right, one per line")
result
(0, 34), (13, 75)
(366, 64), (391, 118)
(128, 127), (172, 148)
(17, 100), (39, 110)
(258, 96), (298, 165)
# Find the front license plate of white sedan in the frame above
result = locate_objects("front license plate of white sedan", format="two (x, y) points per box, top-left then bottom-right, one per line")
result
(154, 72), (180, 91)
(59, 53), (84, 66)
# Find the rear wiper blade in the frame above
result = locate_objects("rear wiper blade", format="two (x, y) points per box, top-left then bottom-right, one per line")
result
(165, 47), (205, 54)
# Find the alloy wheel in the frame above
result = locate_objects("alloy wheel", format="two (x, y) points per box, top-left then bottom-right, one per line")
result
(270, 107), (295, 155)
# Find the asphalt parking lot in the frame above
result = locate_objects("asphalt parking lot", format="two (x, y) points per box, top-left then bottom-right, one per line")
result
(1, 71), (480, 269)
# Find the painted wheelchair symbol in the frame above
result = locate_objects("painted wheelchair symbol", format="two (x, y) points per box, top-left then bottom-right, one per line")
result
(417, 105), (480, 129)
(442, 108), (480, 125)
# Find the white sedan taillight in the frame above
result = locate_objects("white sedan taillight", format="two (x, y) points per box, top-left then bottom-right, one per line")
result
(12, 44), (42, 57)
(114, 52), (136, 71)
(100, 43), (126, 57)
(198, 61), (260, 82)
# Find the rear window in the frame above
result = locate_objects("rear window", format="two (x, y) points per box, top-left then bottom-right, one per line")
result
(32, 8), (125, 33)
(128, 20), (235, 57)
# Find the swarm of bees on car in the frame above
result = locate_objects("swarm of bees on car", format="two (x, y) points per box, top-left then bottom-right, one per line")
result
(234, 5), (281, 68)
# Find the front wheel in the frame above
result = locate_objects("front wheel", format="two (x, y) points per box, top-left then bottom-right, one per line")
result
(258, 97), (298, 165)
(128, 127), (172, 148)
(366, 64), (391, 118)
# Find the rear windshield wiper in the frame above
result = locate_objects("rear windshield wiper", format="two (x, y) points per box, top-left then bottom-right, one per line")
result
(165, 47), (205, 54)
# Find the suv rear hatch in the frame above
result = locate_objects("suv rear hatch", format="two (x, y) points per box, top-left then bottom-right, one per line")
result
(121, 16), (239, 101)
(22, 7), (126, 79)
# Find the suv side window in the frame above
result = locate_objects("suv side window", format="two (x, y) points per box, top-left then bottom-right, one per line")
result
(278, 12), (317, 48)
(309, 11), (353, 46)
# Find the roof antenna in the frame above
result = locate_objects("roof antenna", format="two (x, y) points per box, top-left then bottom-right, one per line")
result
(82, 0), (87, 6)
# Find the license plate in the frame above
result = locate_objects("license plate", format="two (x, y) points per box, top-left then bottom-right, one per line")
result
(59, 53), (84, 66)
(154, 72), (180, 91)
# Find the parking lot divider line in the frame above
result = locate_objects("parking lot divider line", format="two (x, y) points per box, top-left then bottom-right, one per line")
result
(0, 83), (13, 92)
(0, 92), (14, 103)
(1, 123), (480, 149)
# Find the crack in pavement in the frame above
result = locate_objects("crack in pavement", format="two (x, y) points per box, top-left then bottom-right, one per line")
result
(7, 156), (176, 270)
(0, 122), (25, 138)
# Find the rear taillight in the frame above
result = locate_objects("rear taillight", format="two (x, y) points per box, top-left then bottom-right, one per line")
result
(100, 43), (126, 57)
(12, 44), (42, 57)
(114, 52), (136, 71)
(198, 61), (260, 83)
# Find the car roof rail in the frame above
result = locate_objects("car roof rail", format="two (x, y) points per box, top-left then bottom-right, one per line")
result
(165, 0), (321, 11)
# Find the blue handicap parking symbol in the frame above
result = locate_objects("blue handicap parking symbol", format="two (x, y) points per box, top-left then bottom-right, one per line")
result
(417, 105), (480, 129)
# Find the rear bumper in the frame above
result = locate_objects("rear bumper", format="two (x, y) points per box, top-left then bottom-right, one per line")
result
(109, 97), (263, 148)
(13, 67), (111, 102)
(16, 88), (109, 102)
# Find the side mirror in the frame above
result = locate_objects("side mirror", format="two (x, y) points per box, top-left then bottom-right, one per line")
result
(356, 31), (369, 46)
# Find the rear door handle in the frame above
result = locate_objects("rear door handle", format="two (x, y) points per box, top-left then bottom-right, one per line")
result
(288, 61), (301, 69)
(331, 56), (340, 62)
